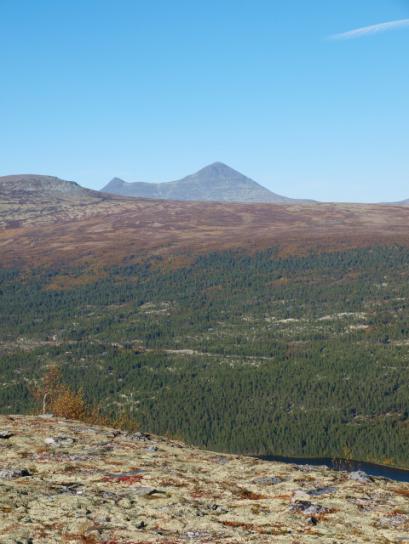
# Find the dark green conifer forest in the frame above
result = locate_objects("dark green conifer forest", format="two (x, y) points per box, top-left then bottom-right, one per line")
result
(1, 246), (409, 466)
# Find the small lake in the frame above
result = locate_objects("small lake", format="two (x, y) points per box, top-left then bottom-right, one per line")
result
(259, 455), (409, 483)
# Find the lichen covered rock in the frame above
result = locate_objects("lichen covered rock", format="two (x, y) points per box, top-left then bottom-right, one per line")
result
(0, 415), (408, 543)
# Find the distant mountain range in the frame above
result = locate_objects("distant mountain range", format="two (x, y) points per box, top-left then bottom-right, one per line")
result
(385, 198), (409, 206)
(1, 168), (408, 207)
(102, 162), (314, 204)
(2, 169), (409, 269)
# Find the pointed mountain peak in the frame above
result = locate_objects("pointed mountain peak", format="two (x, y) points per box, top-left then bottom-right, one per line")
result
(102, 163), (315, 204)
(186, 162), (254, 187)
(202, 161), (233, 170)
(110, 177), (126, 184)
(102, 177), (127, 191)
(195, 162), (242, 176)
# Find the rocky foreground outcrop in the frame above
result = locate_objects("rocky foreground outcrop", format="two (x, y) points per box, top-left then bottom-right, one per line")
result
(1, 416), (409, 543)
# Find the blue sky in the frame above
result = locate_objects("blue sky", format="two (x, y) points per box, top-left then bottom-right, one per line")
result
(1, 0), (408, 202)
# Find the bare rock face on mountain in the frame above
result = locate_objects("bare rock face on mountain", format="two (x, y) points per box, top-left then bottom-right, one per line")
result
(102, 162), (313, 203)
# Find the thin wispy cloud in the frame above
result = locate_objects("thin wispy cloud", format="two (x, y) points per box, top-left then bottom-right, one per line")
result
(330, 18), (409, 40)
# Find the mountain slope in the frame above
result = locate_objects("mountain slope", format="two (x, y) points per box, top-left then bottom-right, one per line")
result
(3, 172), (409, 270)
(102, 162), (313, 203)
(1, 414), (407, 543)
(0, 174), (115, 228)
(0, 174), (95, 198)
(384, 198), (409, 206)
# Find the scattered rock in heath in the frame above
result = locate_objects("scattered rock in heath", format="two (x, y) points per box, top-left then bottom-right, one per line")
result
(105, 469), (145, 478)
(290, 500), (330, 515)
(211, 455), (230, 465)
(349, 471), (372, 483)
(0, 414), (408, 544)
(292, 489), (311, 502)
(378, 514), (409, 528)
(295, 464), (328, 472)
(252, 475), (282, 485)
(207, 503), (228, 514)
(0, 468), (31, 479)
(133, 487), (162, 496)
(307, 486), (337, 496)
(44, 436), (76, 447)
(127, 431), (151, 442)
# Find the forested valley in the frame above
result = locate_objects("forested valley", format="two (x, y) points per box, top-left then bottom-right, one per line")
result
(1, 245), (409, 467)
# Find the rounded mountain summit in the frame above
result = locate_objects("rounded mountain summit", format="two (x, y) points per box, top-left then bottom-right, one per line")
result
(102, 162), (314, 204)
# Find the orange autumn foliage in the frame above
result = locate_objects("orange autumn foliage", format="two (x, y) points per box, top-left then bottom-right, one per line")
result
(33, 365), (86, 420)
(32, 365), (139, 430)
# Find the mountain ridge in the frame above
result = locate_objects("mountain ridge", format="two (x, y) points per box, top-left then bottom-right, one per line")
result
(102, 162), (315, 204)
(0, 173), (115, 229)
(0, 174), (101, 199)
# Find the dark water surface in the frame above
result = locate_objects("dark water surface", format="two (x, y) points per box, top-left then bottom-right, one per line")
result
(259, 455), (409, 483)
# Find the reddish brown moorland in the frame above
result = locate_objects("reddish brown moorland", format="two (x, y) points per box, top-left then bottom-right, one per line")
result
(1, 185), (409, 268)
